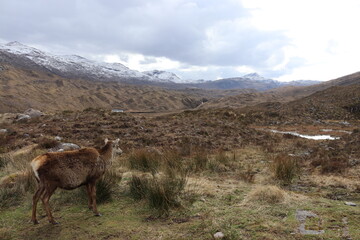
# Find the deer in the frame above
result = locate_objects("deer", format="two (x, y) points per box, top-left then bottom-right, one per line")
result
(30, 138), (122, 224)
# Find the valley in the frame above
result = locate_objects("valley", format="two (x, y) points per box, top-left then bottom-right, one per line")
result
(0, 42), (360, 240)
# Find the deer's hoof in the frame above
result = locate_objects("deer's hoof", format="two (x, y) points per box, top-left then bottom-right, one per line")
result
(49, 220), (59, 225)
(94, 213), (102, 217)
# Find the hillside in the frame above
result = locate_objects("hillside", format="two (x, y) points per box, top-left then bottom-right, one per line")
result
(0, 65), (205, 113)
(280, 84), (360, 120)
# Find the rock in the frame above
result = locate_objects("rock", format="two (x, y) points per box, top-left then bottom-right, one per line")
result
(23, 108), (45, 118)
(344, 202), (357, 206)
(59, 143), (80, 151)
(54, 136), (62, 141)
(16, 114), (31, 121)
(213, 232), (225, 239)
(200, 197), (206, 202)
(295, 210), (324, 235)
(48, 143), (80, 152)
(0, 129), (7, 133)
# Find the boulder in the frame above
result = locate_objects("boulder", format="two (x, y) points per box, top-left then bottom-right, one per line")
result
(213, 232), (225, 239)
(23, 108), (45, 118)
(49, 143), (80, 152)
(16, 114), (31, 121)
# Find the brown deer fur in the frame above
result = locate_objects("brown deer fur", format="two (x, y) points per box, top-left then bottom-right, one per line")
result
(31, 138), (122, 224)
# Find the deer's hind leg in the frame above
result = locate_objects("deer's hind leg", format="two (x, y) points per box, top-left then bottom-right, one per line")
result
(41, 185), (58, 224)
(31, 184), (46, 224)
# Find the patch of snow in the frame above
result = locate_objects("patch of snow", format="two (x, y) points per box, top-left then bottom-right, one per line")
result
(111, 109), (124, 113)
(143, 70), (180, 83)
(242, 72), (268, 81)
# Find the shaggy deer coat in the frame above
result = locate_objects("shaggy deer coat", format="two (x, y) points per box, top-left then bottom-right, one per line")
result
(31, 139), (122, 224)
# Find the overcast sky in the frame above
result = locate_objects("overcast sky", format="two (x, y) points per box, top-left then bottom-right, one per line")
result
(1, 0), (360, 81)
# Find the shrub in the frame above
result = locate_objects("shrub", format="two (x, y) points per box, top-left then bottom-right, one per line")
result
(271, 154), (299, 185)
(311, 148), (349, 174)
(37, 137), (60, 149)
(319, 157), (349, 174)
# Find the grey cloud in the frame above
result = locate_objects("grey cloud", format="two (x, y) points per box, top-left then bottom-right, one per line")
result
(0, 0), (293, 73)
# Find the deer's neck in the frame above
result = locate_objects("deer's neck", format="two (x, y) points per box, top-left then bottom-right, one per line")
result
(99, 142), (113, 162)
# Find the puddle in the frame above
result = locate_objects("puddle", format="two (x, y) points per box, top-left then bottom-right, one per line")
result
(270, 130), (340, 140)
(321, 129), (352, 134)
(111, 109), (124, 113)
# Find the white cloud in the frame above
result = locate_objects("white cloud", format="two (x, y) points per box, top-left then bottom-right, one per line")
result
(242, 0), (360, 81)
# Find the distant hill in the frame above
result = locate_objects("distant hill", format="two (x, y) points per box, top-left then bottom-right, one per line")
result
(186, 73), (320, 91)
(200, 71), (360, 111)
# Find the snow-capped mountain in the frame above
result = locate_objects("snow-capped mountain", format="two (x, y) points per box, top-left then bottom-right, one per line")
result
(0, 41), (155, 82)
(143, 70), (181, 83)
(242, 72), (268, 81)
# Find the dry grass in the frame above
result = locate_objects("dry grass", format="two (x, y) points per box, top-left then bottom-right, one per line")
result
(244, 185), (286, 204)
(311, 175), (360, 191)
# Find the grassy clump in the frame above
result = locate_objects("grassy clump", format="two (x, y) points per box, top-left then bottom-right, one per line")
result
(129, 174), (149, 200)
(270, 154), (299, 185)
(96, 168), (122, 204)
(128, 148), (161, 173)
(0, 170), (35, 208)
(128, 149), (189, 216)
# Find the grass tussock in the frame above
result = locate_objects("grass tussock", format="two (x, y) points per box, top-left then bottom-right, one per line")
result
(245, 185), (286, 204)
(96, 168), (122, 203)
(128, 149), (189, 216)
(0, 170), (35, 208)
(128, 148), (162, 173)
(270, 154), (299, 185)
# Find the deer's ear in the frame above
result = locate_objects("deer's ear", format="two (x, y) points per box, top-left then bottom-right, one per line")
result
(104, 138), (109, 144)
